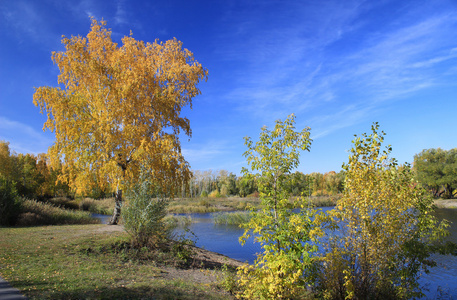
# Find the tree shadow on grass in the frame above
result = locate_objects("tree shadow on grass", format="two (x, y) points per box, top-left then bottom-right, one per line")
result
(15, 281), (229, 300)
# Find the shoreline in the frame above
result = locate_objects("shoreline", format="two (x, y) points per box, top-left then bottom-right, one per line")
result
(434, 199), (457, 209)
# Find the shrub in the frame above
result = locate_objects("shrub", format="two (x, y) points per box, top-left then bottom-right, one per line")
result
(123, 173), (168, 248)
(0, 177), (22, 226)
(200, 190), (208, 197)
(78, 197), (114, 215)
(44, 197), (80, 210)
(198, 198), (210, 207)
(315, 123), (453, 299)
(208, 190), (221, 198)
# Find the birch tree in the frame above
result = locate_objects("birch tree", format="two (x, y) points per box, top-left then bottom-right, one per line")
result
(34, 18), (207, 224)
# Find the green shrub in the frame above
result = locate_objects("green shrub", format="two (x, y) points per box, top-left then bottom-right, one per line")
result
(0, 177), (22, 226)
(216, 264), (240, 294)
(200, 190), (208, 197)
(123, 174), (168, 248)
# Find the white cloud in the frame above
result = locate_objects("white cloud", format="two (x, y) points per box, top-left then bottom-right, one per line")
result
(0, 117), (53, 155)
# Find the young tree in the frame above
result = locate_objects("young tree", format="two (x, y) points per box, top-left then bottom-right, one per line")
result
(34, 18), (207, 224)
(316, 123), (451, 299)
(237, 114), (317, 299)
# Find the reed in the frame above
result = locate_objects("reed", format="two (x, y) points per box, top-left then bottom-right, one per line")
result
(78, 197), (115, 215)
(17, 199), (99, 226)
(213, 211), (252, 226)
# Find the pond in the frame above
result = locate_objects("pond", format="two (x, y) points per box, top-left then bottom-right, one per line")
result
(94, 207), (457, 298)
(175, 207), (457, 299)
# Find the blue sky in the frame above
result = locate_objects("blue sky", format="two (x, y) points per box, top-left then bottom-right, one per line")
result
(1, 0), (457, 175)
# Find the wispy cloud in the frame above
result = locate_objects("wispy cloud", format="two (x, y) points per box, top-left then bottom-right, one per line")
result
(182, 139), (240, 170)
(114, 0), (127, 25)
(0, 117), (53, 154)
(215, 1), (457, 140)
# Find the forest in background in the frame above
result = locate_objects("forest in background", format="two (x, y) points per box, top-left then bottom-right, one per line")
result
(1, 140), (455, 202)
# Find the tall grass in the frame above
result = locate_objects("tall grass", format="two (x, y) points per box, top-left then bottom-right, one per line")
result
(42, 197), (80, 210)
(165, 215), (193, 229)
(309, 195), (339, 207)
(17, 199), (99, 226)
(213, 211), (252, 226)
(167, 196), (261, 213)
(78, 197), (115, 215)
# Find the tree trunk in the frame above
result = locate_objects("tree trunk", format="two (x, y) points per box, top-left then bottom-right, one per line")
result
(108, 187), (122, 225)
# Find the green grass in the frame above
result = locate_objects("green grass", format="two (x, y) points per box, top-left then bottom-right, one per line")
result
(17, 199), (100, 226)
(167, 196), (261, 213)
(0, 225), (234, 299)
(213, 211), (252, 226)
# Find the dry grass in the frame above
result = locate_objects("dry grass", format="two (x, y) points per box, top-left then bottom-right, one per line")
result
(17, 199), (99, 226)
(78, 197), (115, 215)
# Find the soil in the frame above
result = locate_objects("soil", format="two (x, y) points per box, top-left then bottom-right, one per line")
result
(160, 245), (244, 285)
(434, 199), (457, 209)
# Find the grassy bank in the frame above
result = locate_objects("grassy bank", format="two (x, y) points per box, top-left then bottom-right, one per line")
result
(213, 211), (252, 226)
(434, 198), (457, 209)
(17, 199), (100, 226)
(167, 196), (261, 213)
(0, 225), (237, 299)
(34, 194), (338, 218)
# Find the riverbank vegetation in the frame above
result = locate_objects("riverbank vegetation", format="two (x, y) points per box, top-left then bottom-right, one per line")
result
(234, 120), (456, 299)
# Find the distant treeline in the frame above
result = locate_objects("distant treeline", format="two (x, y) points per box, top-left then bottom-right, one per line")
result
(186, 169), (345, 198)
(414, 148), (457, 199)
(1, 141), (455, 200)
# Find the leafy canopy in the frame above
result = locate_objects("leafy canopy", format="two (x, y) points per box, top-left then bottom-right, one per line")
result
(33, 18), (207, 196)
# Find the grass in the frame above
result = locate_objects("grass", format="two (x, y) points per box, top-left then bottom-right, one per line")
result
(77, 197), (115, 215)
(308, 195), (340, 207)
(17, 199), (100, 226)
(28, 194), (338, 226)
(0, 225), (234, 299)
(213, 211), (252, 226)
(167, 196), (261, 213)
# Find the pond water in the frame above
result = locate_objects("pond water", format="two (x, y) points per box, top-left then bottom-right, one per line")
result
(92, 213), (111, 224)
(94, 207), (457, 298)
(175, 208), (457, 299)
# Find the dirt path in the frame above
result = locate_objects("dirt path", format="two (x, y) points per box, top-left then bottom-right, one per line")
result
(434, 199), (457, 209)
(0, 276), (27, 300)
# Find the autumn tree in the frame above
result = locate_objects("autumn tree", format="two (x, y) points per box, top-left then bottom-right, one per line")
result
(33, 18), (207, 224)
(315, 123), (451, 299)
(237, 114), (318, 299)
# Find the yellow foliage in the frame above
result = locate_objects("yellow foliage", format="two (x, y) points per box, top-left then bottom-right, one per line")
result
(316, 123), (450, 299)
(33, 18), (207, 199)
